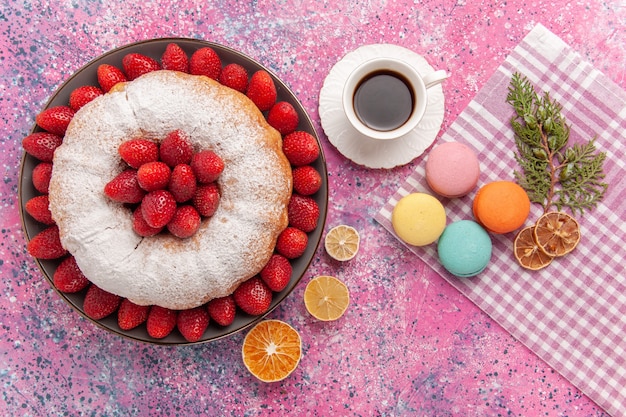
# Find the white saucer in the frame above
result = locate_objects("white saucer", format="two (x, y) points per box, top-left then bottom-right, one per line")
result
(319, 44), (445, 169)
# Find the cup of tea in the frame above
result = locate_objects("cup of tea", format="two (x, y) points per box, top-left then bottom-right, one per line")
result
(342, 57), (448, 140)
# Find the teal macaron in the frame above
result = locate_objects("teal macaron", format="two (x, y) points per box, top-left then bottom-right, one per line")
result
(437, 220), (492, 277)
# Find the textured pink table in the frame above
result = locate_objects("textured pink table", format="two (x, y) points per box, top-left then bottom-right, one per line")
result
(1, 1), (624, 416)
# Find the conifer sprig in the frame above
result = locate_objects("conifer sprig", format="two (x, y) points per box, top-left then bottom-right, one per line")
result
(506, 73), (607, 215)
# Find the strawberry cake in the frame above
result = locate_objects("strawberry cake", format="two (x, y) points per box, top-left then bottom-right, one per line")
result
(48, 70), (293, 310)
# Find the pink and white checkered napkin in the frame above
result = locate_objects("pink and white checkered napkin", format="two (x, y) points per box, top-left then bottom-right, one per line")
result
(375, 24), (626, 416)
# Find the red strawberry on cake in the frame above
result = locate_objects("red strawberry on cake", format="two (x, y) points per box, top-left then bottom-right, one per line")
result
(219, 63), (249, 93)
(27, 225), (67, 260)
(267, 101), (299, 135)
(83, 285), (122, 320)
(167, 205), (202, 238)
(117, 299), (150, 331)
(22, 132), (63, 162)
(141, 190), (177, 229)
(169, 164), (197, 203)
(25, 195), (54, 225)
(122, 52), (161, 80)
(53, 256), (90, 293)
(159, 130), (194, 167)
(287, 194), (320, 233)
(234, 277), (273, 316)
(189, 47), (222, 80)
(190, 150), (224, 183)
(247, 70), (277, 111)
(69, 85), (103, 111)
(118, 138), (159, 169)
(97, 64), (127, 92)
(282, 131), (320, 166)
(276, 227), (308, 259)
(104, 169), (146, 204)
(192, 183), (220, 217)
(36, 106), (74, 136)
(207, 295), (236, 327)
(32, 162), (53, 194)
(260, 254), (292, 292)
(137, 161), (171, 192)
(147, 306), (178, 339)
(161, 43), (189, 73)
(177, 307), (210, 342)
(292, 165), (322, 196)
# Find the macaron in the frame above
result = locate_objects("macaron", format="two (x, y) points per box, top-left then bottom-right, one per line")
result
(437, 220), (492, 277)
(425, 141), (480, 198)
(391, 192), (446, 246)
(472, 181), (530, 234)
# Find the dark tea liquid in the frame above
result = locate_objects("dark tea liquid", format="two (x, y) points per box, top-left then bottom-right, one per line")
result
(353, 70), (414, 132)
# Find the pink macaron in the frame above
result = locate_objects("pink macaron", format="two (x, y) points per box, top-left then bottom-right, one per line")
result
(425, 141), (480, 198)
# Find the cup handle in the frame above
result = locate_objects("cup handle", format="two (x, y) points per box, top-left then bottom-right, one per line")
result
(422, 69), (449, 89)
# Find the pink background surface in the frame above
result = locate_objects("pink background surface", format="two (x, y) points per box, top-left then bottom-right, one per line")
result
(1, 1), (624, 416)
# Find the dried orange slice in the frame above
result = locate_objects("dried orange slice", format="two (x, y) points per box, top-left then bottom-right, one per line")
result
(533, 211), (581, 257)
(242, 320), (302, 382)
(324, 225), (360, 261)
(513, 226), (554, 270)
(303, 275), (350, 321)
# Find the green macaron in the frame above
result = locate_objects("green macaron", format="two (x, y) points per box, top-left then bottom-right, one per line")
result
(437, 220), (492, 277)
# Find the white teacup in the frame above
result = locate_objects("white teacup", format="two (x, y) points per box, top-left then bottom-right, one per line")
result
(342, 57), (448, 140)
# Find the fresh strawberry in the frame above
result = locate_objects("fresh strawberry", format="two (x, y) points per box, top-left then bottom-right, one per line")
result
(27, 225), (67, 259)
(177, 306), (210, 342)
(117, 299), (150, 330)
(140, 190), (177, 228)
(159, 130), (193, 167)
(288, 194), (320, 233)
(122, 52), (161, 80)
(131, 207), (162, 237)
(282, 131), (320, 166)
(168, 164), (197, 203)
(36, 105), (75, 136)
(32, 162), (53, 194)
(118, 138), (159, 169)
(292, 165), (322, 196)
(161, 43), (189, 73)
(104, 169), (145, 204)
(53, 256), (89, 293)
(69, 85), (103, 111)
(275, 227), (308, 259)
(190, 150), (224, 183)
(233, 277), (273, 316)
(166, 205), (201, 238)
(246, 70), (277, 111)
(22, 132), (63, 162)
(207, 295), (236, 326)
(25, 195), (54, 225)
(83, 285), (121, 320)
(137, 161), (171, 192)
(218, 63), (249, 93)
(189, 47), (222, 80)
(193, 183), (220, 217)
(267, 101), (299, 135)
(260, 254), (292, 292)
(97, 64), (127, 92)
(146, 305), (178, 339)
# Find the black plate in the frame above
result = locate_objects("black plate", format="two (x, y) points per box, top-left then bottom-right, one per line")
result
(18, 38), (328, 344)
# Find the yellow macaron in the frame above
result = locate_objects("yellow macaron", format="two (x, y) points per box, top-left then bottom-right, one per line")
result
(391, 193), (447, 246)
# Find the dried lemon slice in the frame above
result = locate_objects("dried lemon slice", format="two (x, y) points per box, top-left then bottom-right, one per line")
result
(513, 226), (554, 270)
(324, 225), (360, 261)
(242, 320), (302, 383)
(533, 211), (581, 257)
(303, 275), (350, 321)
